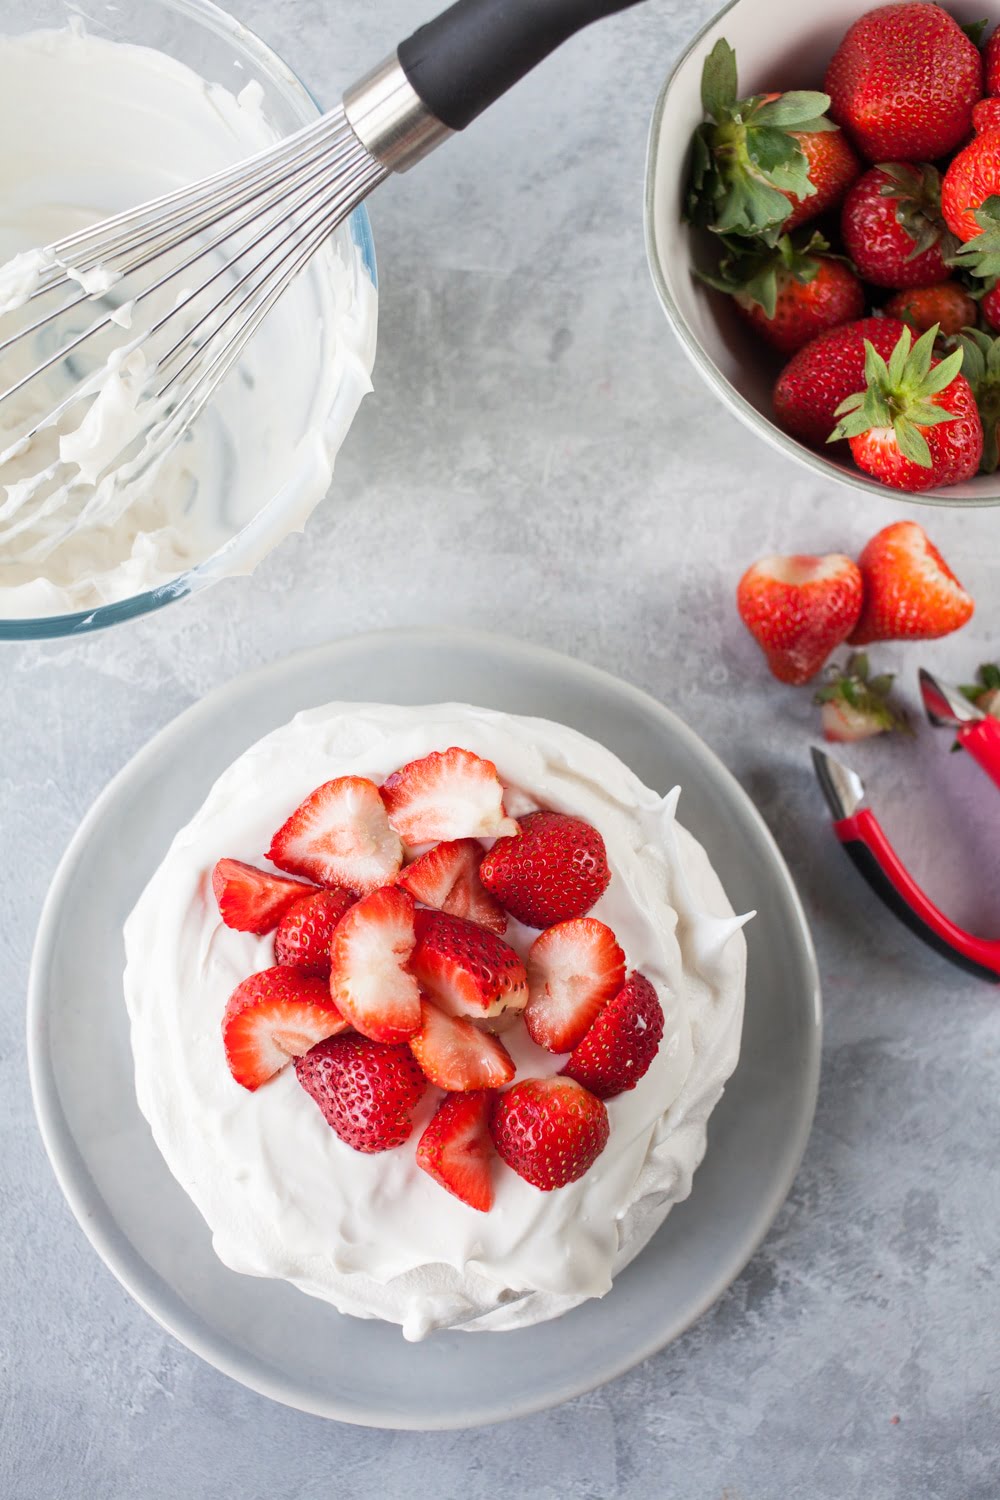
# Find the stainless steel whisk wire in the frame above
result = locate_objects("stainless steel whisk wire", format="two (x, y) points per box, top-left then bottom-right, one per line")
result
(0, 0), (645, 560)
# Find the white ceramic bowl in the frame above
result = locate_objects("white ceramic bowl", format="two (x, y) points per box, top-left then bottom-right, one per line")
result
(644, 0), (1000, 507)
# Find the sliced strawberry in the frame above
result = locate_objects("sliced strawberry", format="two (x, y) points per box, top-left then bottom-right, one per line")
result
(222, 966), (348, 1091)
(409, 999), (515, 1091)
(489, 1076), (609, 1190)
(524, 918), (626, 1054)
(273, 886), (356, 977)
(562, 972), (665, 1101)
(212, 858), (315, 934)
(328, 885), (421, 1043)
(409, 909), (528, 1021)
(295, 1033), (427, 1152)
(381, 747), (518, 846)
(397, 838), (507, 934)
(267, 777), (402, 895)
(416, 1090), (496, 1211)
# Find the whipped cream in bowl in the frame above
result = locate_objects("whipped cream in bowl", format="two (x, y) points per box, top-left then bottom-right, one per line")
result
(123, 702), (751, 1342)
(0, 0), (377, 637)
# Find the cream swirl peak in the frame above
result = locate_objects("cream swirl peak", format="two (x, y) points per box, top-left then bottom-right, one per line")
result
(123, 703), (750, 1339)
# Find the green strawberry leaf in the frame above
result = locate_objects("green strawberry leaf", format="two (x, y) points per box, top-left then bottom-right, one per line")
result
(701, 38), (739, 122)
(893, 417), (933, 467)
(955, 329), (1000, 472)
(828, 326), (963, 467)
(813, 654), (910, 736)
(951, 196), (1000, 278)
(961, 18), (989, 44)
(753, 91), (833, 128)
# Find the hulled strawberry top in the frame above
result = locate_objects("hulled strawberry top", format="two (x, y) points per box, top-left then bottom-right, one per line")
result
(124, 705), (749, 1338)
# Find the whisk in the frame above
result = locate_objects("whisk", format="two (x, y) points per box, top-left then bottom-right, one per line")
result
(0, 0), (644, 559)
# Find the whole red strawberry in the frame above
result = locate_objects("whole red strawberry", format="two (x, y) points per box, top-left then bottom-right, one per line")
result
(562, 972), (665, 1101)
(849, 521), (975, 644)
(973, 98), (1000, 137)
(273, 886), (355, 976)
(825, 3), (982, 162)
(941, 129), (1000, 243)
(884, 283), (977, 338)
(840, 165), (954, 289)
(294, 1033), (428, 1153)
(985, 26), (1000, 95)
(983, 285), (1000, 333)
(773, 317), (908, 449)
(687, 39), (854, 244)
(479, 811), (610, 928)
(706, 232), (863, 356)
(830, 326), (983, 492)
(737, 553), (863, 685)
(489, 1077), (609, 1191)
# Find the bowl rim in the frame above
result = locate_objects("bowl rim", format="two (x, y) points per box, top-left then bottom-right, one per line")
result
(642, 0), (1000, 511)
(0, 0), (378, 641)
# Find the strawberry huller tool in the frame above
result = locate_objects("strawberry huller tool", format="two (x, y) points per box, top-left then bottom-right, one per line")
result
(811, 716), (1000, 983)
(918, 667), (1000, 791)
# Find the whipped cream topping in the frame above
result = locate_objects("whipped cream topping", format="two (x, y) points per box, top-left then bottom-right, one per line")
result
(124, 704), (749, 1339)
(0, 25), (375, 620)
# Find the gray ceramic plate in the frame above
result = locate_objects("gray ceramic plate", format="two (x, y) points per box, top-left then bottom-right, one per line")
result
(27, 628), (821, 1429)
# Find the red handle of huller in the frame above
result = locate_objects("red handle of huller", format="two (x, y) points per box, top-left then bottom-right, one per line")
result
(957, 714), (1000, 792)
(834, 807), (1000, 982)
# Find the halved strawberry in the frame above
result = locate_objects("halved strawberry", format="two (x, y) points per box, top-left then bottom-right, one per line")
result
(222, 966), (348, 1091)
(212, 858), (315, 934)
(381, 747), (518, 846)
(273, 886), (356, 977)
(416, 1090), (496, 1211)
(409, 909), (528, 1021)
(489, 1076), (609, 1190)
(409, 999), (515, 1091)
(524, 919), (626, 1054)
(397, 838), (507, 934)
(328, 885), (421, 1043)
(267, 777), (402, 895)
(562, 972), (665, 1101)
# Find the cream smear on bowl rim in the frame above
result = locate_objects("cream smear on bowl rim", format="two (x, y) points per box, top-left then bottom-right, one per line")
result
(0, 16), (377, 630)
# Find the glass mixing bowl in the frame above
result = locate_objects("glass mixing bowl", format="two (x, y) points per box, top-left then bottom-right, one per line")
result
(0, 0), (377, 640)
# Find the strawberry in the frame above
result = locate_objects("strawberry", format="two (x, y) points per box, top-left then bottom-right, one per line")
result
(686, 38), (852, 245)
(704, 232), (864, 356)
(222, 966), (348, 1091)
(942, 132), (1000, 243)
(273, 886), (356, 977)
(829, 325), (983, 492)
(267, 777), (402, 896)
(489, 1077), (609, 1191)
(524, 919), (626, 1054)
(416, 1090), (495, 1211)
(824, 4), (982, 162)
(849, 520), (975, 644)
(294, 1033), (427, 1153)
(884, 283), (977, 338)
(955, 328), (1000, 472)
(409, 909), (527, 1020)
(562, 972), (665, 1101)
(211, 858), (314, 934)
(328, 885), (421, 1043)
(479, 812), (610, 928)
(773, 316), (908, 449)
(381, 747), (517, 847)
(410, 999), (515, 1091)
(736, 554), (863, 686)
(814, 653), (909, 743)
(397, 837), (506, 935)
(983, 283), (1000, 332)
(986, 27), (1000, 96)
(840, 165), (955, 290)
(973, 98), (1000, 136)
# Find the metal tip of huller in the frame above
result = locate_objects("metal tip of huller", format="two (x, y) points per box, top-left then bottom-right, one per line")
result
(810, 746), (866, 821)
(918, 667), (983, 729)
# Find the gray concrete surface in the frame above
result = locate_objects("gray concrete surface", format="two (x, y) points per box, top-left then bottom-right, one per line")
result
(2, 0), (999, 1495)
